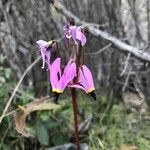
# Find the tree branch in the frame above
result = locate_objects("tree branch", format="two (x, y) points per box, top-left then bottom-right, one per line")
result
(52, 1), (150, 62)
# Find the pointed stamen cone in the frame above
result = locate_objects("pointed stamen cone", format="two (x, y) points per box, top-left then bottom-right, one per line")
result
(89, 91), (96, 101)
(53, 93), (60, 104)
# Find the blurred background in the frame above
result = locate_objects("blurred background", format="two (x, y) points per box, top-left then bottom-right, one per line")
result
(0, 0), (150, 149)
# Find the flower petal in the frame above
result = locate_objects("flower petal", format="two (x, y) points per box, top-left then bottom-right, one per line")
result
(76, 27), (86, 46)
(70, 26), (78, 44)
(59, 63), (76, 91)
(49, 58), (61, 90)
(74, 66), (95, 93)
(36, 40), (51, 69)
(82, 65), (94, 88)
(78, 68), (89, 87)
(69, 84), (87, 93)
(63, 58), (73, 74)
(40, 50), (46, 69)
(45, 49), (51, 64)
(36, 40), (49, 50)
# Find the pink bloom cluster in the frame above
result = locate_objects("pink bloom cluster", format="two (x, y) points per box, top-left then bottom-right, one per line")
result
(63, 25), (86, 46)
(36, 25), (96, 103)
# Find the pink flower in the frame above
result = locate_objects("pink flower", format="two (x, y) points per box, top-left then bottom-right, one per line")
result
(70, 65), (96, 100)
(49, 57), (76, 94)
(63, 25), (86, 46)
(36, 40), (52, 69)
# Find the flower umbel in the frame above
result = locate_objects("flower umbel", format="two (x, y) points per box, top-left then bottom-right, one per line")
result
(70, 65), (96, 100)
(63, 25), (86, 46)
(36, 40), (53, 69)
(49, 57), (76, 103)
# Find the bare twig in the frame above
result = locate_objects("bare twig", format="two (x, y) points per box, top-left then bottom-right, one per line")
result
(120, 53), (131, 76)
(85, 43), (112, 56)
(122, 67), (132, 92)
(0, 57), (41, 124)
(3, 108), (20, 118)
(134, 77), (145, 100)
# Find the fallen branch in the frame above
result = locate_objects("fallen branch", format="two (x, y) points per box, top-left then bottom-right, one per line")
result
(51, 1), (150, 62)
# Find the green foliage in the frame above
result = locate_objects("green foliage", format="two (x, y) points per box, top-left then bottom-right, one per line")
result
(88, 100), (150, 150)
(0, 67), (12, 99)
(0, 70), (150, 150)
(36, 121), (49, 145)
(19, 88), (35, 105)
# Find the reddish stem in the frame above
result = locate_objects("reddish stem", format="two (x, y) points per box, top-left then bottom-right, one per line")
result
(71, 88), (80, 150)
(65, 25), (81, 149)
(66, 39), (71, 60)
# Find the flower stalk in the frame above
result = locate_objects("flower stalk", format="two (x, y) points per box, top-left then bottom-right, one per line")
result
(71, 88), (80, 150)
(71, 42), (83, 150)
(36, 24), (95, 150)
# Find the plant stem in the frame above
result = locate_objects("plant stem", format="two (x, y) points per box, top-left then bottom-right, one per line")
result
(71, 89), (80, 150)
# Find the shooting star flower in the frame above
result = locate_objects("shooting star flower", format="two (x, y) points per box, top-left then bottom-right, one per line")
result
(36, 40), (53, 69)
(70, 65), (96, 100)
(49, 57), (76, 103)
(63, 25), (86, 46)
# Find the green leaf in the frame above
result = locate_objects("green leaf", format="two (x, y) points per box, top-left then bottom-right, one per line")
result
(52, 134), (66, 145)
(4, 68), (11, 79)
(0, 84), (8, 98)
(47, 120), (59, 129)
(0, 76), (6, 85)
(36, 122), (49, 145)
(39, 112), (49, 121)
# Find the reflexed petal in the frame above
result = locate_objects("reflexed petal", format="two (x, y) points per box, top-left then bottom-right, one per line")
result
(78, 68), (89, 87)
(82, 65), (94, 88)
(70, 26), (77, 43)
(71, 66), (95, 93)
(50, 58), (61, 89)
(59, 63), (76, 91)
(63, 58), (73, 74)
(40, 50), (46, 69)
(76, 28), (86, 46)
(70, 26), (86, 46)
(45, 50), (51, 64)
(36, 40), (51, 69)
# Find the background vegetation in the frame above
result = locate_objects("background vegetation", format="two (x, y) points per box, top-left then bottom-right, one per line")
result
(0, 0), (150, 149)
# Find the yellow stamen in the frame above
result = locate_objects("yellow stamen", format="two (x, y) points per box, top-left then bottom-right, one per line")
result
(48, 40), (53, 46)
(53, 88), (63, 93)
(87, 87), (95, 93)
